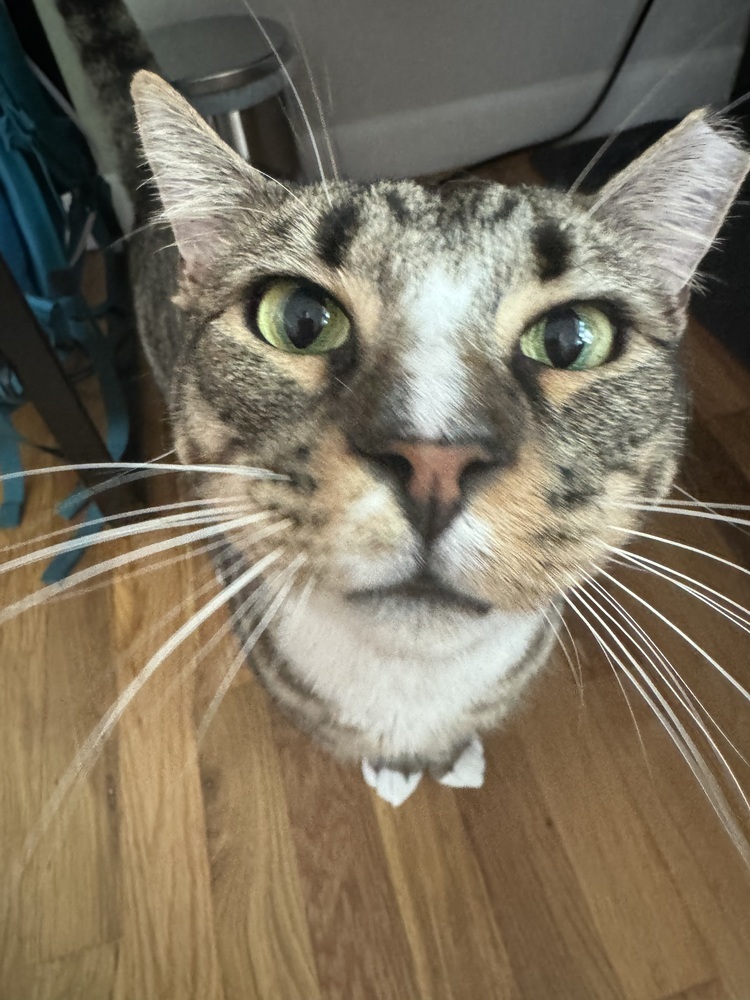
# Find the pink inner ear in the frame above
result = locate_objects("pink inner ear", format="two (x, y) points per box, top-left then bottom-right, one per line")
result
(169, 215), (223, 279)
(132, 71), (274, 277)
(591, 113), (750, 296)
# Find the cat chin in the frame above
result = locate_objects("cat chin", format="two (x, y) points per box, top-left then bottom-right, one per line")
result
(278, 581), (543, 660)
(348, 580), (491, 617)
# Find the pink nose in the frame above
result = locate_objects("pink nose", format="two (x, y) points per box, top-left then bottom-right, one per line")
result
(365, 440), (493, 539)
(386, 442), (492, 508)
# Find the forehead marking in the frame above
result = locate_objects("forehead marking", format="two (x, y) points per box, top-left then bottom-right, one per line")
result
(401, 263), (478, 439)
(533, 220), (572, 281)
(315, 201), (361, 269)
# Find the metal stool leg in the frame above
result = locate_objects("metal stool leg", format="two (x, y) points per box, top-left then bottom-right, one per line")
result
(212, 109), (251, 160)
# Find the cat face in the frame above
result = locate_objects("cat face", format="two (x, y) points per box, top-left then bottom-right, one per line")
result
(132, 73), (748, 620)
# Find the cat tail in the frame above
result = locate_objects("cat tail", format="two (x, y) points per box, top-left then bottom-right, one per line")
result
(54, 0), (159, 221)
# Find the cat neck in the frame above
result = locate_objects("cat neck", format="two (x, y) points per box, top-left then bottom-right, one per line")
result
(270, 587), (550, 732)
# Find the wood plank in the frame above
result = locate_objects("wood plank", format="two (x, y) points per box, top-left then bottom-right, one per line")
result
(271, 712), (420, 1000)
(200, 684), (321, 1000)
(660, 981), (728, 1000)
(111, 542), (225, 1000)
(27, 942), (117, 1000)
(685, 320), (750, 422)
(0, 416), (119, 976)
(523, 661), (714, 1000)
(459, 728), (626, 1000)
(374, 789), (518, 1000)
(18, 579), (119, 963)
(587, 537), (750, 1000)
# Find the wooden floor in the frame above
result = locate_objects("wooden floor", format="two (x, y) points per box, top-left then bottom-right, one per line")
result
(3, 191), (750, 1000)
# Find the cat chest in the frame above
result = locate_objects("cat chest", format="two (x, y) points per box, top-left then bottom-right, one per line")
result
(271, 605), (545, 755)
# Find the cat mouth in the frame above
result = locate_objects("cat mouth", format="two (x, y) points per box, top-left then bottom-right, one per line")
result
(348, 572), (491, 615)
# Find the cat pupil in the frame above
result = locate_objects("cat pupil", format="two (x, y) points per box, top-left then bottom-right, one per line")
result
(543, 307), (588, 368)
(284, 289), (330, 349)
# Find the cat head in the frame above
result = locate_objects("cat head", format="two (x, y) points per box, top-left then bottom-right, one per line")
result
(131, 71), (749, 626)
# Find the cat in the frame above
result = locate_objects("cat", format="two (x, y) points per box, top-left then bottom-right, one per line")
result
(54, 0), (749, 807)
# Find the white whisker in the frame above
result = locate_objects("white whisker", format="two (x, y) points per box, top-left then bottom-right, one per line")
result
(43, 534), (234, 607)
(0, 513), (283, 625)
(599, 567), (750, 708)
(542, 604), (584, 703)
(0, 496), (247, 557)
(288, 15), (340, 180)
(0, 460), (288, 484)
(570, 11), (745, 196)
(19, 546), (286, 865)
(612, 503), (750, 527)
(142, 546), (284, 720)
(0, 507), (240, 577)
(239, 0), (333, 203)
(586, 569), (750, 769)
(612, 526), (750, 580)
(610, 546), (750, 636)
(557, 581), (652, 771)
(197, 553), (306, 742)
(565, 584), (750, 861)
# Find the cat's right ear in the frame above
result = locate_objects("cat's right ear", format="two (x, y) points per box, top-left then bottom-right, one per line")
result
(130, 70), (272, 278)
(590, 110), (750, 297)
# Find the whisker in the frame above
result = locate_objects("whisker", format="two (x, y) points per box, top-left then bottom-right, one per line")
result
(0, 460), (289, 484)
(139, 545), (283, 720)
(0, 513), (282, 625)
(18, 546), (287, 865)
(582, 573), (750, 810)
(586, 569), (750, 770)
(239, 0), (333, 203)
(672, 484), (750, 541)
(627, 494), (750, 511)
(40, 533), (237, 607)
(107, 541), (253, 695)
(288, 15), (340, 180)
(565, 587), (692, 773)
(612, 526), (750, 579)
(542, 605), (584, 703)
(609, 546), (750, 635)
(543, 571), (644, 745)
(612, 503), (750, 528)
(565, 584), (750, 861)
(556, 581), (652, 772)
(0, 496), (247, 557)
(570, 11), (745, 196)
(285, 568), (317, 622)
(598, 567), (750, 708)
(196, 552), (306, 742)
(0, 507), (241, 577)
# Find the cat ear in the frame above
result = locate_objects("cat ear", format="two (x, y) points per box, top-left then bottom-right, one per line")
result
(590, 110), (750, 296)
(130, 70), (273, 277)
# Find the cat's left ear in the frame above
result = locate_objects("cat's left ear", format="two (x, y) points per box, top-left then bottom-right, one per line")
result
(131, 70), (277, 279)
(591, 110), (750, 296)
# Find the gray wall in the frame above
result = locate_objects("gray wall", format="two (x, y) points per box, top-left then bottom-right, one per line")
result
(126, 0), (748, 179)
(38, 0), (750, 193)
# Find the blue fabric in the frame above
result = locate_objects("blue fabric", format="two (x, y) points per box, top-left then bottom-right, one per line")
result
(0, 407), (23, 527)
(0, 1), (132, 576)
(42, 500), (104, 584)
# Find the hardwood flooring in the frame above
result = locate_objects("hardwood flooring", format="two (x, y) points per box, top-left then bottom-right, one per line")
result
(2, 205), (750, 999)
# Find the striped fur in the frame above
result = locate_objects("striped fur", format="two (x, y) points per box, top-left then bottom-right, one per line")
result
(57, 4), (750, 796)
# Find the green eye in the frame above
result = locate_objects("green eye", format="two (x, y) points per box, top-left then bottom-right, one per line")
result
(247, 278), (351, 355)
(519, 304), (615, 371)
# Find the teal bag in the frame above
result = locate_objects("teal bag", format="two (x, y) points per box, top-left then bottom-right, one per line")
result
(0, 1), (133, 579)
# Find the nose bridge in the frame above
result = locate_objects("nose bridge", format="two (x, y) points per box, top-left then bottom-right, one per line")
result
(390, 442), (491, 507)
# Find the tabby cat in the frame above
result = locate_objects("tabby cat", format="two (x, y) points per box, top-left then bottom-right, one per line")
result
(58, 0), (749, 805)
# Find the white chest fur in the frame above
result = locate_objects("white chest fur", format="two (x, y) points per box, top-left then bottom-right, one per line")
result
(273, 588), (545, 759)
